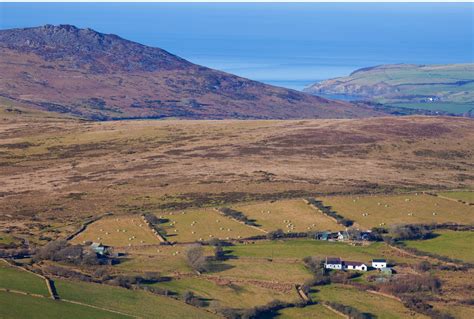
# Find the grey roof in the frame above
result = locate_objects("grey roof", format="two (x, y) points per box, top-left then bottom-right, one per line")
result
(372, 259), (386, 262)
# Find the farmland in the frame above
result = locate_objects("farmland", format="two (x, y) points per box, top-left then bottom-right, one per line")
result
(0, 291), (130, 319)
(404, 230), (474, 263)
(71, 216), (162, 247)
(158, 208), (262, 242)
(231, 199), (343, 232)
(320, 193), (474, 229)
(437, 190), (474, 203)
(312, 285), (428, 319)
(0, 261), (49, 297)
(1, 108), (474, 318)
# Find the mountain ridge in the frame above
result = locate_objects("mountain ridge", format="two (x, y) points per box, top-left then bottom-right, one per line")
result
(0, 25), (385, 120)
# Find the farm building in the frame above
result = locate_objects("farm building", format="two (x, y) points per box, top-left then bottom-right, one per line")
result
(372, 259), (387, 269)
(90, 242), (107, 256)
(325, 257), (343, 270)
(344, 261), (368, 272)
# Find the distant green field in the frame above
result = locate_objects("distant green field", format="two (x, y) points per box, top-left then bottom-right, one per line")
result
(388, 102), (474, 114)
(0, 261), (49, 296)
(312, 285), (427, 319)
(306, 64), (474, 114)
(0, 291), (128, 319)
(55, 279), (218, 319)
(437, 191), (474, 203)
(404, 230), (474, 263)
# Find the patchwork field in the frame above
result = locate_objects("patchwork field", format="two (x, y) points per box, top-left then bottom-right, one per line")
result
(149, 276), (298, 308)
(224, 239), (416, 266)
(55, 279), (219, 319)
(158, 208), (262, 242)
(0, 261), (49, 297)
(437, 190), (474, 203)
(116, 244), (215, 274)
(276, 303), (343, 319)
(231, 199), (344, 232)
(71, 216), (162, 247)
(0, 291), (129, 319)
(404, 230), (474, 263)
(312, 285), (428, 319)
(320, 193), (474, 229)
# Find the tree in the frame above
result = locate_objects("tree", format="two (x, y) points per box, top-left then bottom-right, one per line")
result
(185, 244), (210, 273)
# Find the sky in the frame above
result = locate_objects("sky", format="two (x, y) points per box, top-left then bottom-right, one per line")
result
(1, 3), (473, 90)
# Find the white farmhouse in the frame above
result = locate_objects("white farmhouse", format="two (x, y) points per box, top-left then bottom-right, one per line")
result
(325, 257), (343, 270)
(372, 259), (387, 269)
(345, 261), (368, 272)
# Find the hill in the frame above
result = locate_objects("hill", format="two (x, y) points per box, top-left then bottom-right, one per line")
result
(0, 25), (384, 120)
(304, 64), (474, 116)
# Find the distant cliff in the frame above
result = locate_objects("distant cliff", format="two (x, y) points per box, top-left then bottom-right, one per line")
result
(304, 64), (474, 116)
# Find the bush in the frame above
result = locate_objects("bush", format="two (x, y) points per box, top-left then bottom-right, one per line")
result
(390, 224), (433, 241)
(183, 291), (208, 307)
(382, 274), (442, 295)
(325, 302), (375, 319)
(303, 256), (325, 274)
(305, 198), (354, 227)
(185, 244), (211, 273)
(267, 229), (285, 240)
(218, 208), (258, 226)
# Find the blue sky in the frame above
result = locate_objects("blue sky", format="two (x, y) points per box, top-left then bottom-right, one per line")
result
(1, 3), (472, 89)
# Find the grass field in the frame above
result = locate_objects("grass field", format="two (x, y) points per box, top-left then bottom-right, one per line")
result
(217, 258), (312, 283)
(71, 216), (162, 247)
(115, 244), (214, 274)
(437, 190), (474, 203)
(231, 199), (344, 232)
(404, 230), (474, 263)
(320, 194), (474, 229)
(0, 261), (49, 297)
(312, 285), (428, 319)
(149, 276), (298, 308)
(157, 208), (262, 242)
(55, 279), (219, 319)
(225, 239), (412, 265)
(0, 291), (129, 319)
(276, 303), (343, 319)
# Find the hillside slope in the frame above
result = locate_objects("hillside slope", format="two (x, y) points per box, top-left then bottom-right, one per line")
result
(0, 25), (383, 120)
(304, 64), (474, 116)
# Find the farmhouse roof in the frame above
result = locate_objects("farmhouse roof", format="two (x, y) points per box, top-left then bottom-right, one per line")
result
(345, 261), (366, 267)
(372, 259), (386, 262)
(326, 257), (342, 264)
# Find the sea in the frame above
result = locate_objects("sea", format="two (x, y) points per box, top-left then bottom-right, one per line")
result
(1, 2), (473, 91)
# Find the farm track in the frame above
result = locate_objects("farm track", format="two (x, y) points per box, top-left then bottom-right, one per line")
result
(322, 303), (349, 318)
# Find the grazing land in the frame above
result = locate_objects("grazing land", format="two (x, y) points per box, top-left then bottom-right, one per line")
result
(0, 261), (49, 297)
(0, 291), (129, 319)
(231, 199), (344, 232)
(437, 190), (474, 203)
(158, 208), (262, 242)
(71, 216), (162, 247)
(312, 285), (428, 319)
(404, 230), (474, 263)
(148, 277), (298, 308)
(320, 194), (474, 229)
(55, 279), (219, 319)
(1, 106), (474, 318)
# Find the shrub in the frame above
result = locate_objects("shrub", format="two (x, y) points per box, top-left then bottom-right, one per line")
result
(185, 244), (211, 273)
(183, 291), (208, 307)
(218, 208), (258, 226)
(267, 229), (285, 240)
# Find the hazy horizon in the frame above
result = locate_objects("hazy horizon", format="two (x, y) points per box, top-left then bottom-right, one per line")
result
(1, 2), (473, 90)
